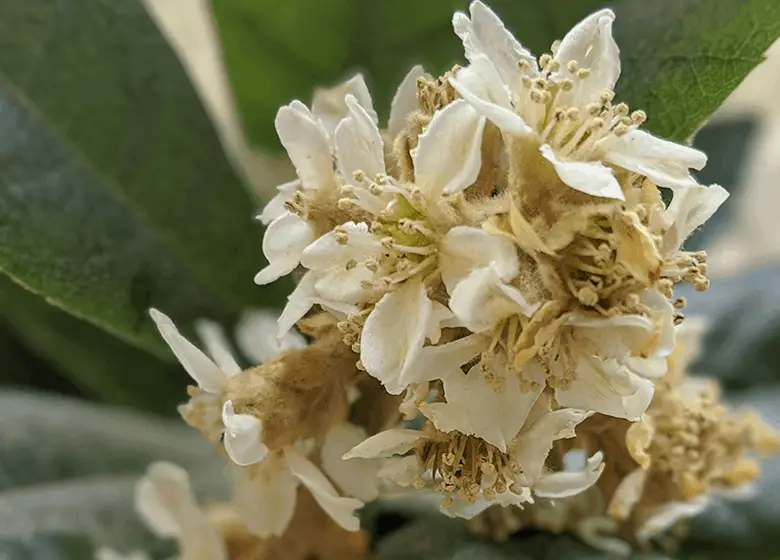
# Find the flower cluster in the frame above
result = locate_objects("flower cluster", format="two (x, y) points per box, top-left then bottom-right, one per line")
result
(135, 2), (777, 558)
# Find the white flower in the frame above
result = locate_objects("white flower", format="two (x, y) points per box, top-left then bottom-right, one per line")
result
(232, 435), (364, 538)
(134, 462), (227, 560)
(450, 1), (707, 198)
(635, 495), (710, 543)
(221, 400), (268, 466)
(312, 73), (377, 143)
(235, 309), (307, 364)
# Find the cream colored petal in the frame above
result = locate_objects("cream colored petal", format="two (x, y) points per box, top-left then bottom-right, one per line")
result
(554, 10), (619, 103)
(313, 265), (375, 304)
(426, 301), (453, 345)
(604, 128), (707, 190)
(421, 354), (544, 452)
(662, 184), (729, 256)
(195, 320), (241, 376)
(277, 272), (318, 338)
(254, 212), (314, 285)
(448, 266), (534, 333)
(534, 451), (604, 498)
(360, 278), (432, 393)
(312, 73), (377, 140)
(335, 95), (386, 185)
(300, 222), (382, 271)
(636, 496), (709, 542)
(284, 446), (363, 532)
(222, 400), (268, 466)
(468, 1), (538, 78)
(414, 99), (486, 197)
(512, 407), (592, 485)
(149, 309), (227, 394)
(134, 462), (226, 559)
(322, 423), (380, 501)
(554, 358), (654, 420)
(275, 103), (332, 188)
(342, 428), (422, 459)
(259, 180), (298, 225)
(439, 225), (519, 293)
(607, 467), (648, 520)
(388, 65), (428, 141)
(540, 144), (624, 200)
(378, 455), (420, 487)
(235, 309), (307, 365)
(399, 334), (489, 391)
(450, 57), (531, 136)
(232, 457), (298, 538)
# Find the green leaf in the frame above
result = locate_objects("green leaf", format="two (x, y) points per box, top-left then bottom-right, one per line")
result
(0, 390), (225, 553)
(0, 275), (184, 414)
(211, 0), (605, 151)
(0, 0), (278, 354)
(613, 0), (780, 142)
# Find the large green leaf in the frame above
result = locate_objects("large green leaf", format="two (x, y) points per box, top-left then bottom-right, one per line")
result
(0, 0), (278, 354)
(212, 0), (778, 152)
(0, 275), (184, 414)
(613, 0), (780, 142)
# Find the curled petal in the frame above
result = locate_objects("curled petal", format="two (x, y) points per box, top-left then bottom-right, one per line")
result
(608, 467), (648, 520)
(450, 56), (531, 135)
(388, 65), (428, 141)
(259, 180), (298, 225)
(275, 103), (332, 187)
(312, 74), (377, 140)
(399, 334), (489, 392)
(662, 184), (729, 256)
(222, 401), (268, 466)
(636, 496), (710, 542)
(284, 446), (363, 532)
(603, 128), (707, 190)
(342, 428), (422, 459)
(439, 225), (519, 293)
(254, 212), (314, 285)
(335, 95), (386, 185)
(414, 99), (486, 196)
(540, 144), (624, 199)
(149, 309), (227, 394)
(534, 451), (605, 498)
(277, 272), (318, 339)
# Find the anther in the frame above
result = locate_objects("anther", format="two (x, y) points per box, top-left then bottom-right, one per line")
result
(599, 90), (615, 104)
(353, 170), (366, 182)
(631, 110), (647, 125)
(567, 60), (579, 73)
(577, 68), (591, 79)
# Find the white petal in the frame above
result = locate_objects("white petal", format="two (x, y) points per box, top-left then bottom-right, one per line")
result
(312, 74), (377, 140)
(534, 451), (605, 498)
(313, 265), (375, 303)
(448, 266), (534, 333)
(420, 354), (544, 452)
(360, 278), (432, 393)
(232, 457), (298, 538)
(607, 467), (647, 520)
(221, 401), (268, 466)
(149, 309), (227, 393)
(335, 96), (386, 185)
(414, 99), (486, 197)
(322, 423), (380, 501)
(300, 222), (382, 271)
(195, 320), (241, 376)
(259, 180), (298, 225)
(636, 496), (710, 542)
(554, 358), (654, 420)
(254, 212), (314, 285)
(540, 144), (623, 199)
(342, 428), (422, 459)
(554, 10), (620, 102)
(397, 334), (489, 393)
(450, 57), (531, 136)
(235, 310), (307, 365)
(388, 65), (428, 141)
(135, 462), (225, 560)
(468, 1), (538, 79)
(662, 184), (729, 255)
(604, 128), (707, 190)
(277, 272), (318, 338)
(378, 456), (420, 487)
(284, 446), (363, 532)
(275, 103), (333, 188)
(426, 301), (453, 345)
(439, 226), (519, 293)
(512, 408), (592, 485)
